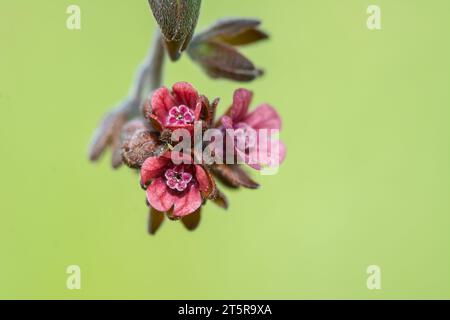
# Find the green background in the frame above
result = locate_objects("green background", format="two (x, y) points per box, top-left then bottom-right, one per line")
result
(1, 0), (449, 299)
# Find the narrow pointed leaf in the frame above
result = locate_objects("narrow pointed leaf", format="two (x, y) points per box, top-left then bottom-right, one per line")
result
(211, 164), (259, 189)
(181, 208), (201, 231)
(148, 207), (165, 235)
(218, 28), (269, 46)
(188, 40), (263, 82)
(197, 18), (268, 46)
(148, 0), (201, 61)
(213, 189), (229, 209)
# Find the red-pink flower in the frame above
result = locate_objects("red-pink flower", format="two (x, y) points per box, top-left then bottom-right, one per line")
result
(220, 88), (286, 170)
(144, 82), (203, 131)
(140, 152), (213, 218)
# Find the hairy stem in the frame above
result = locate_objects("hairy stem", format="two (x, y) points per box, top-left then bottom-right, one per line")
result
(88, 31), (165, 167)
(127, 31), (166, 116)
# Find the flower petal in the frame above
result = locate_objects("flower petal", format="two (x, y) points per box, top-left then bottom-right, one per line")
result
(151, 87), (176, 125)
(184, 113), (194, 122)
(172, 184), (202, 217)
(140, 157), (170, 187)
(176, 182), (187, 192)
(243, 104), (282, 130)
(169, 106), (180, 116)
(167, 178), (177, 189)
(178, 105), (189, 114)
(172, 82), (199, 108)
(264, 139), (286, 167)
(147, 178), (176, 213)
(195, 165), (216, 198)
(182, 172), (193, 183)
(194, 101), (203, 122)
(221, 115), (234, 129)
(249, 138), (286, 170)
(230, 88), (253, 122)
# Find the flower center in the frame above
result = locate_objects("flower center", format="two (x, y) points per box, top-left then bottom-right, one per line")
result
(166, 105), (195, 125)
(164, 166), (193, 192)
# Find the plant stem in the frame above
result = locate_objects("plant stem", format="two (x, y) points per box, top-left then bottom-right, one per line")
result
(123, 30), (166, 117)
(88, 31), (166, 166)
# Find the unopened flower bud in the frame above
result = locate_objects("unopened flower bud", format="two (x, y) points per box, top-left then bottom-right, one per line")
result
(187, 18), (268, 82)
(148, 0), (202, 61)
(121, 120), (167, 169)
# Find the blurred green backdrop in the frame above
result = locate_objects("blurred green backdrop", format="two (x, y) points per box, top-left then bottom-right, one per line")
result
(1, 0), (450, 299)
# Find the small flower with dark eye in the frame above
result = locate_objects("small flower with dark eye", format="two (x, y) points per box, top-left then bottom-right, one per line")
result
(143, 82), (200, 131)
(166, 105), (195, 126)
(187, 18), (268, 82)
(143, 81), (212, 133)
(140, 152), (215, 218)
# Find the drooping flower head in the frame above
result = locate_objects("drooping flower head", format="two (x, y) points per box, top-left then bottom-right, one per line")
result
(112, 82), (285, 234)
